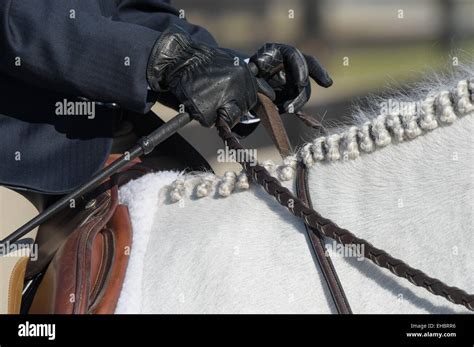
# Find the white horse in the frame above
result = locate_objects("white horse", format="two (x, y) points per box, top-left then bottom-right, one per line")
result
(115, 68), (474, 314)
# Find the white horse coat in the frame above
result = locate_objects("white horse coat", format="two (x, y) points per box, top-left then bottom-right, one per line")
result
(116, 71), (474, 314)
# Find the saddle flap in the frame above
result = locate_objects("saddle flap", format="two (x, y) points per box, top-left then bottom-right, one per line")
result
(28, 187), (132, 314)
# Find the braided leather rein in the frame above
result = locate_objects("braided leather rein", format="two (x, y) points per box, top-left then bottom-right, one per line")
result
(215, 119), (474, 312)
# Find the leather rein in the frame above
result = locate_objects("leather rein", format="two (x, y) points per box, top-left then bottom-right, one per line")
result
(217, 94), (474, 312)
(254, 94), (352, 314)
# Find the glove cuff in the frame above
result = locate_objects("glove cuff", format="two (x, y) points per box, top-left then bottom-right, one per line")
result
(147, 25), (191, 91)
(147, 25), (214, 92)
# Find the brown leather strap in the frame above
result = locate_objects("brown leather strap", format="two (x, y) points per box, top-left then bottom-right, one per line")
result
(91, 204), (132, 314)
(296, 163), (352, 314)
(294, 111), (323, 129)
(255, 94), (292, 157)
(256, 94), (350, 314)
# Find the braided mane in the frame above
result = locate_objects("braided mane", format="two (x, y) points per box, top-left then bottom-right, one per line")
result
(168, 70), (474, 202)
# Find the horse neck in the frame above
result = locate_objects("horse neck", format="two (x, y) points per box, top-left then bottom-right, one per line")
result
(305, 113), (473, 291)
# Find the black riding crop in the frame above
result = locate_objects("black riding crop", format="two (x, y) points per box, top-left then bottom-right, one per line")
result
(0, 112), (191, 247)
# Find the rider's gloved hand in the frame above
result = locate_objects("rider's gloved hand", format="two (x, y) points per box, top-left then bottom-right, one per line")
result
(250, 43), (332, 113)
(147, 26), (273, 127)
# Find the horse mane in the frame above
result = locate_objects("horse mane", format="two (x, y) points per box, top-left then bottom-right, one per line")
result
(167, 66), (474, 202)
(299, 65), (474, 165)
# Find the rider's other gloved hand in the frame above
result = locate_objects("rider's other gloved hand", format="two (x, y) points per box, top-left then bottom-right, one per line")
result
(147, 26), (273, 127)
(250, 43), (333, 113)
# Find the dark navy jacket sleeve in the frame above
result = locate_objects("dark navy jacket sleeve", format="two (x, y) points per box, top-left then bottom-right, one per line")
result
(0, 0), (161, 113)
(115, 0), (249, 60)
(115, 0), (220, 47)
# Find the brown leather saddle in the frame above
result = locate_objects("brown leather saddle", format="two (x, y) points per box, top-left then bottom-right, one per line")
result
(24, 158), (151, 314)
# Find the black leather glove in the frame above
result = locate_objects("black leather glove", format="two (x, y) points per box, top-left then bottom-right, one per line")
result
(147, 26), (269, 127)
(250, 43), (332, 113)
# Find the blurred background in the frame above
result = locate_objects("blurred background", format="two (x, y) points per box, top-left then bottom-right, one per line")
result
(156, 0), (474, 173)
